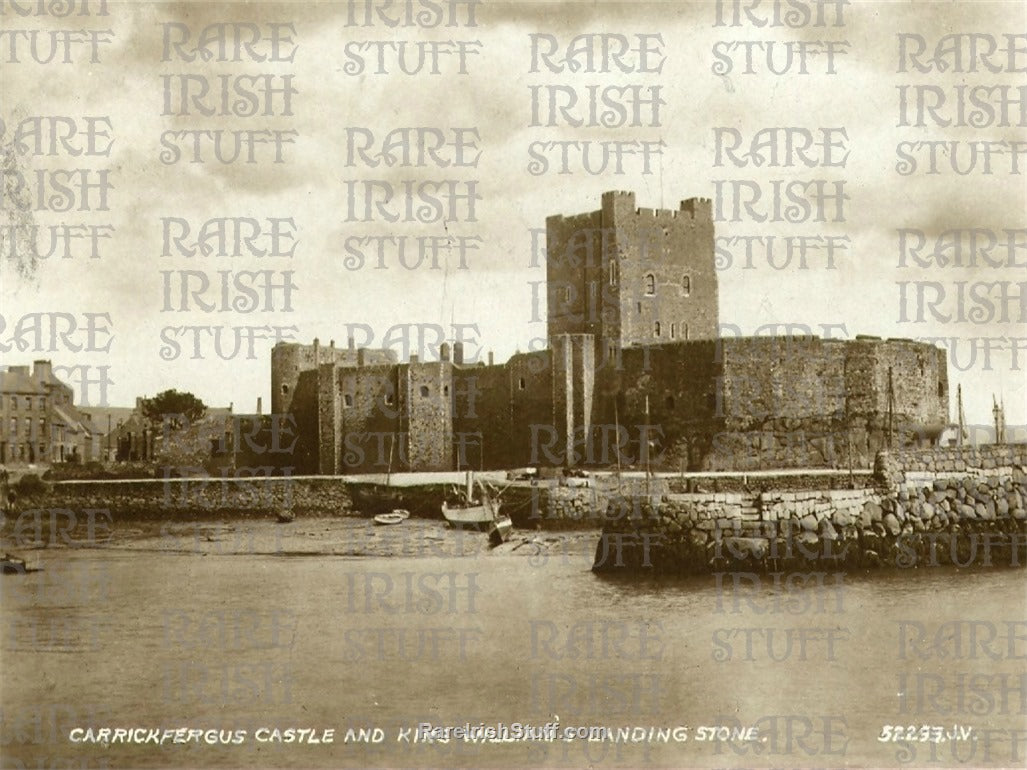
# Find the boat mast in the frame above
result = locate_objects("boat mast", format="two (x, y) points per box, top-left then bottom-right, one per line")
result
(644, 394), (651, 498)
(886, 366), (894, 449)
(613, 395), (622, 492)
(957, 384), (965, 447)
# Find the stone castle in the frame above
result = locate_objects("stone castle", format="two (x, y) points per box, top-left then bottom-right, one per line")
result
(272, 191), (949, 474)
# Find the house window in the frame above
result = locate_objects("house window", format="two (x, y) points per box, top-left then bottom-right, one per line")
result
(9, 418), (16, 436)
(666, 395), (676, 410)
(518, 377), (526, 390)
(419, 385), (430, 397)
(682, 275), (691, 295)
(561, 285), (571, 303)
(38, 418), (45, 434)
(24, 418), (31, 436)
(644, 274), (656, 295)
(343, 394), (353, 407)
(637, 302), (642, 313)
(281, 384), (289, 395)
(385, 393), (395, 405)
(10, 396), (16, 410)
(589, 282), (597, 299)
(443, 385), (450, 396)
(670, 323), (676, 339)
(938, 381), (944, 397)
(654, 321), (661, 337)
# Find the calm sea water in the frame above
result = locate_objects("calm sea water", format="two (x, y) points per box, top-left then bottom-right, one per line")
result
(2, 538), (1025, 769)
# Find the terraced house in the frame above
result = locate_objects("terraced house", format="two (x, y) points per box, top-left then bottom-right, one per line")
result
(0, 360), (100, 465)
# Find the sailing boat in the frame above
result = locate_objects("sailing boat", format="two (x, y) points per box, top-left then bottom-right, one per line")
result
(441, 471), (512, 544)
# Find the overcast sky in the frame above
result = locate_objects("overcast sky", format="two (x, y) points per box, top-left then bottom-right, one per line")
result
(2, 0), (1024, 431)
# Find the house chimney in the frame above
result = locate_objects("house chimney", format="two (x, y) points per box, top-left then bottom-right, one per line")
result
(348, 336), (355, 351)
(313, 337), (320, 366)
(409, 354), (419, 364)
(440, 342), (451, 362)
(357, 348), (366, 367)
(33, 360), (53, 383)
(488, 351), (494, 366)
(453, 342), (464, 365)
(256, 396), (263, 415)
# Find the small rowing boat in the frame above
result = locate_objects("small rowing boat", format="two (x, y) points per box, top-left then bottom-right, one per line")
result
(373, 509), (410, 526)
(2, 553), (40, 575)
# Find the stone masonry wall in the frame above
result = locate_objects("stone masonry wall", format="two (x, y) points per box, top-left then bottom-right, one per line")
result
(21, 476), (353, 519)
(594, 445), (1027, 573)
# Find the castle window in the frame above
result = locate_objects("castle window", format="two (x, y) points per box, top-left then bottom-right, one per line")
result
(343, 394), (353, 407)
(665, 395), (676, 410)
(644, 274), (655, 295)
(281, 384), (289, 395)
(385, 393), (395, 405)
(518, 377), (526, 390)
(561, 286), (571, 303)
(589, 282), (597, 299)
(444, 385), (450, 396)
(654, 321), (661, 337)
(938, 381), (944, 397)
(670, 323), (676, 339)
(683, 323), (689, 340)
(682, 275), (691, 296)
(419, 385), (430, 398)
(608, 260), (618, 286)
(637, 302), (642, 314)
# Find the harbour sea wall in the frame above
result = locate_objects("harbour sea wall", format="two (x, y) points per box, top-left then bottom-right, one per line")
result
(30, 475), (351, 519)
(592, 445), (1027, 573)
(12, 472), (609, 525)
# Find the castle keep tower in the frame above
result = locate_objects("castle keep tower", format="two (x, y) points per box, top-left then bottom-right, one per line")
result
(546, 190), (718, 361)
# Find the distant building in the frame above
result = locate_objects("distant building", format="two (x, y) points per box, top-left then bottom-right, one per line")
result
(0, 360), (101, 465)
(79, 399), (235, 466)
(273, 191), (950, 474)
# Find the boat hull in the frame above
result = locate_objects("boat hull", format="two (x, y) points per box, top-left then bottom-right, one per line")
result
(373, 513), (405, 525)
(373, 509), (410, 525)
(488, 515), (514, 546)
(442, 500), (501, 531)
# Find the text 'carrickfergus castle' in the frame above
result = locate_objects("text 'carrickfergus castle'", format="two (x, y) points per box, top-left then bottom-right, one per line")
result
(273, 191), (948, 475)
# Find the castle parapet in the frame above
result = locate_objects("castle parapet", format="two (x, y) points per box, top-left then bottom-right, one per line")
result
(681, 197), (712, 220)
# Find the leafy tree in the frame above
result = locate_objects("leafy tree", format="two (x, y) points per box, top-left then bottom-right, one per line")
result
(141, 389), (207, 429)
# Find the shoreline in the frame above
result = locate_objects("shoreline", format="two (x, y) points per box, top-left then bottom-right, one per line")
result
(1, 514), (603, 561)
